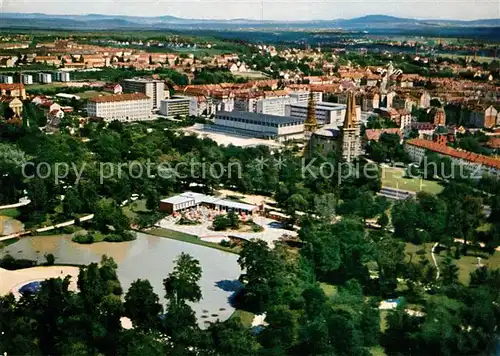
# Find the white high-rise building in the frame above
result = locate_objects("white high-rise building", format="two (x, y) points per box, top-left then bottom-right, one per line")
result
(0, 75), (14, 84)
(37, 73), (52, 84)
(122, 78), (166, 110)
(255, 96), (298, 116)
(21, 74), (33, 85)
(54, 71), (70, 82)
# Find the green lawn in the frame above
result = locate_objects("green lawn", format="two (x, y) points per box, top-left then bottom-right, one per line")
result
(78, 90), (104, 99)
(405, 242), (500, 285)
(320, 282), (338, 298)
(26, 82), (69, 91)
(0, 208), (21, 219)
(145, 227), (239, 254)
(123, 199), (149, 220)
(382, 167), (444, 194)
(229, 309), (255, 328)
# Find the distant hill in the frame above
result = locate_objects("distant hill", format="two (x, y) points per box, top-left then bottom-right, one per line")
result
(0, 12), (498, 30)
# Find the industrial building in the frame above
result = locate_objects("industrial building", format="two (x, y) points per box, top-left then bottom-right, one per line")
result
(86, 93), (152, 122)
(121, 78), (166, 109)
(159, 96), (190, 117)
(214, 111), (304, 141)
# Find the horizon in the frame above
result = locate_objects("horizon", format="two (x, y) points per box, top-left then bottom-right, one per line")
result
(2, 1), (499, 22)
(1, 11), (500, 22)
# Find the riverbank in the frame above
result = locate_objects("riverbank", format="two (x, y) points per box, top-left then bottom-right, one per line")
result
(144, 228), (239, 254)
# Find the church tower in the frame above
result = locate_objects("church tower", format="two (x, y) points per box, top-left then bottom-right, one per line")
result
(340, 91), (361, 162)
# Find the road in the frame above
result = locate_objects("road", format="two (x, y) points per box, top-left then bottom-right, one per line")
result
(0, 214), (94, 242)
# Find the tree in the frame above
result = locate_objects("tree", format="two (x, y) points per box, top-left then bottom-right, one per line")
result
(163, 253), (202, 304)
(204, 318), (260, 356)
(44, 253), (55, 266)
(441, 254), (459, 286)
(124, 279), (163, 332)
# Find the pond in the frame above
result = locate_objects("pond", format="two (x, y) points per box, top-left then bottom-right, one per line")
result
(0, 232), (242, 327)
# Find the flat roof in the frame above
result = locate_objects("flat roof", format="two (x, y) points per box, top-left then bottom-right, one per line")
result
(289, 101), (346, 111)
(161, 192), (257, 211)
(216, 111), (304, 125)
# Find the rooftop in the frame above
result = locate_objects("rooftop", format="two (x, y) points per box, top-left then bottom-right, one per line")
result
(161, 192), (257, 212)
(289, 101), (346, 111)
(216, 111), (304, 125)
(88, 93), (150, 103)
(406, 138), (500, 170)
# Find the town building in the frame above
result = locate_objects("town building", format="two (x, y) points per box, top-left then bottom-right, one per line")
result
(405, 138), (500, 178)
(256, 96), (298, 116)
(37, 73), (52, 84)
(121, 78), (165, 109)
(86, 93), (152, 122)
(289, 90), (323, 103)
(0, 83), (26, 99)
(103, 84), (123, 94)
(160, 192), (258, 215)
(214, 111), (304, 142)
(159, 96), (190, 117)
(21, 74), (33, 85)
(286, 101), (354, 126)
(54, 71), (70, 82)
(0, 75), (14, 84)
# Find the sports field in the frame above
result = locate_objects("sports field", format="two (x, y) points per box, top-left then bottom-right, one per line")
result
(381, 166), (444, 195)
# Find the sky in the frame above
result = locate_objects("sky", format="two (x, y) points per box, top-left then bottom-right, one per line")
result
(1, 0), (499, 21)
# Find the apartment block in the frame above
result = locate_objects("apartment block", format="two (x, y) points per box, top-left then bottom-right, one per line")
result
(0, 75), (14, 84)
(122, 78), (165, 109)
(21, 74), (33, 85)
(159, 96), (190, 117)
(37, 73), (52, 84)
(86, 93), (152, 122)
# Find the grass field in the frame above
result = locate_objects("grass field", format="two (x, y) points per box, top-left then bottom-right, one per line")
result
(405, 242), (500, 284)
(0, 208), (21, 219)
(122, 199), (149, 220)
(381, 166), (444, 195)
(26, 82), (69, 91)
(232, 71), (269, 79)
(78, 90), (103, 99)
(229, 309), (255, 328)
(146, 227), (239, 254)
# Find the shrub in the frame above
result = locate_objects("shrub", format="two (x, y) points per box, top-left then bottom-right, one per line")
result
(72, 232), (95, 244)
(0, 254), (37, 270)
(213, 215), (230, 231)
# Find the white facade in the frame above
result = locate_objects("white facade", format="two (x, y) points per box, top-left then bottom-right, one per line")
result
(159, 96), (190, 117)
(37, 73), (52, 84)
(188, 96), (215, 116)
(21, 74), (33, 85)
(122, 78), (165, 109)
(54, 71), (70, 82)
(285, 101), (361, 126)
(87, 94), (152, 122)
(0, 75), (14, 84)
(405, 140), (500, 178)
(289, 91), (323, 103)
(215, 111), (304, 141)
(256, 96), (298, 116)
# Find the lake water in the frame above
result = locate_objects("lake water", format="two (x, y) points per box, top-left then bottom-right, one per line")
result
(0, 232), (242, 327)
